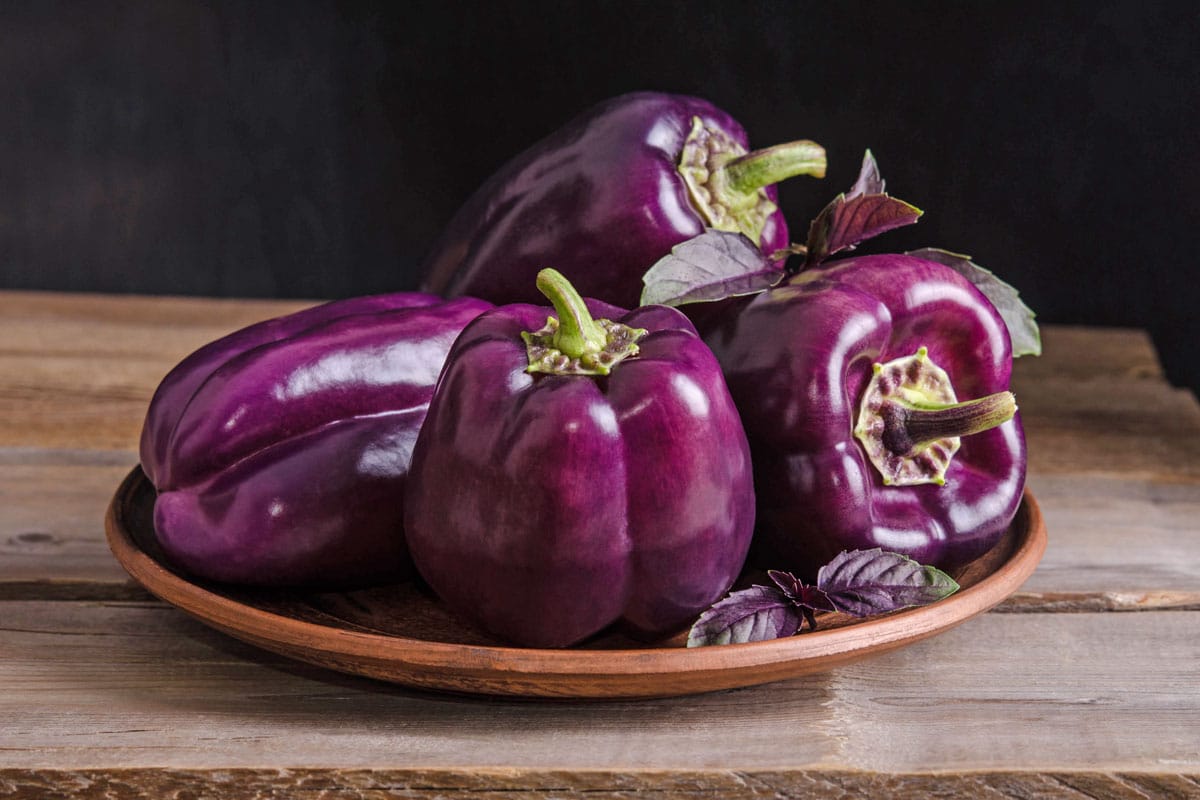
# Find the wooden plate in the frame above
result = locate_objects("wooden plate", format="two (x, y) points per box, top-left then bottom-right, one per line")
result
(106, 467), (1046, 699)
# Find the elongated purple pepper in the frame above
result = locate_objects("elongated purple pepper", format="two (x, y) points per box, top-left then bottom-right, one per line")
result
(141, 293), (491, 587)
(421, 92), (825, 309)
(404, 270), (755, 647)
(704, 253), (1026, 577)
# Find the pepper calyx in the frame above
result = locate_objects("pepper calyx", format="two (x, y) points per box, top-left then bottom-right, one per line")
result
(678, 117), (826, 247)
(854, 347), (1017, 486)
(524, 268), (646, 376)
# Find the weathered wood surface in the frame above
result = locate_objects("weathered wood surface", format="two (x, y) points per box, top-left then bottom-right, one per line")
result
(4, 770), (1200, 800)
(6, 464), (1198, 607)
(0, 291), (312, 453)
(2, 292), (1196, 470)
(2, 604), (1197, 771)
(0, 290), (1198, 794)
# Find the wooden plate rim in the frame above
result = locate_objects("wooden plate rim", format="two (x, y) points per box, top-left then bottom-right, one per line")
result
(105, 466), (1046, 694)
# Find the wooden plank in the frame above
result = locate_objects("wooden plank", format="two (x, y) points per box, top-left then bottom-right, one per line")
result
(829, 617), (1200, 774)
(6, 449), (1198, 609)
(0, 290), (314, 333)
(1008, 326), (1200, 479)
(0, 450), (138, 593)
(1, 602), (1197, 772)
(1019, 474), (1200, 595)
(1017, 325), (1166, 383)
(2, 288), (1198, 479)
(0, 291), (1187, 458)
(0, 291), (314, 452)
(1, 769), (1198, 799)
(1, 295), (1195, 784)
(1013, 377), (1200, 478)
(0, 294), (1162, 388)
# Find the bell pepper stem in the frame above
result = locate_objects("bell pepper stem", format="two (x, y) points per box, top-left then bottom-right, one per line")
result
(535, 268), (607, 359)
(855, 348), (1015, 486)
(524, 269), (647, 376)
(881, 391), (1017, 457)
(719, 140), (828, 195)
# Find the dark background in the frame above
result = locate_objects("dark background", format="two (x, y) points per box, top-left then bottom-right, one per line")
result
(2, 1), (1197, 392)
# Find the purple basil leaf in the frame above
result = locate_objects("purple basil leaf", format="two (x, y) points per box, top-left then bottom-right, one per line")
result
(805, 194), (923, 267)
(640, 229), (785, 308)
(804, 151), (923, 267)
(768, 569), (837, 615)
(847, 149), (885, 199)
(908, 247), (1042, 358)
(686, 585), (802, 647)
(767, 569), (835, 631)
(767, 569), (804, 598)
(816, 548), (960, 617)
(796, 585), (837, 615)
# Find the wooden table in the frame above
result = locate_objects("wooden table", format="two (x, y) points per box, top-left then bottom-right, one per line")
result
(2, 290), (1198, 798)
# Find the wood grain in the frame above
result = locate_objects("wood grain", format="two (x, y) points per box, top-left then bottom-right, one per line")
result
(0, 449), (137, 592)
(1015, 325), (1167, 383)
(1, 291), (1199, 784)
(7, 463), (1199, 613)
(2, 769), (1199, 799)
(1, 602), (1197, 772)
(1, 290), (1189, 461)
(1016, 378), (1200, 479)
(1021, 473), (1200, 594)
(0, 291), (313, 452)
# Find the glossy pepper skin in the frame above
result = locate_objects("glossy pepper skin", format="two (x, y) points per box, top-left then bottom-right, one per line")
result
(404, 271), (755, 647)
(421, 91), (825, 309)
(140, 293), (491, 587)
(704, 253), (1026, 577)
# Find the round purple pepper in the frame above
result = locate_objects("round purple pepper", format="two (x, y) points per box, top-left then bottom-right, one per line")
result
(404, 269), (756, 647)
(704, 253), (1026, 577)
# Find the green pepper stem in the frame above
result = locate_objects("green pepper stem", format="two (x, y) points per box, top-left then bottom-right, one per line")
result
(719, 140), (828, 195)
(881, 391), (1017, 456)
(534, 268), (606, 359)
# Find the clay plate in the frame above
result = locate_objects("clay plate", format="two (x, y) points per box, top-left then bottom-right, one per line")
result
(106, 467), (1046, 699)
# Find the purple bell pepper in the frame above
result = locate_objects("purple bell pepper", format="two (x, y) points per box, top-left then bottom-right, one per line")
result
(704, 253), (1025, 577)
(140, 293), (491, 587)
(421, 91), (825, 309)
(404, 269), (755, 647)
